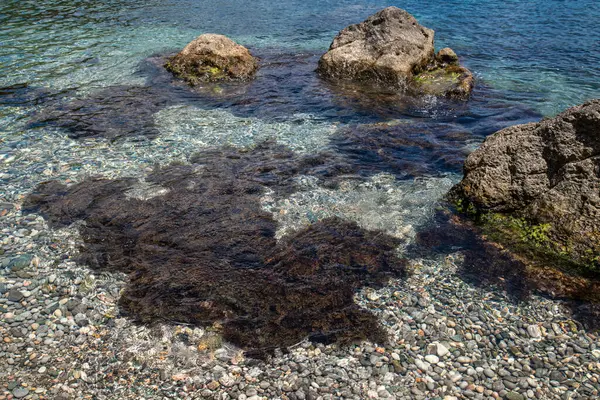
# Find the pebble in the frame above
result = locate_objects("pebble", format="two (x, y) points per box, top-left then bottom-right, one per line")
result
(484, 369), (496, 378)
(425, 354), (439, 364)
(7, 288), (24, 302)
(527, 325), (542, 338)
(12, 388), (29, 398)
(415, 359), (429, 371)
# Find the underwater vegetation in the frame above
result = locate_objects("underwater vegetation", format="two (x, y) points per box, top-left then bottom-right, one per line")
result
(23, 143), (407, 356)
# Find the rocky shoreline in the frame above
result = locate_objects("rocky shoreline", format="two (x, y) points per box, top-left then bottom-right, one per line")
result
(2, 213), (599, 399)
(1, 6), (599, 400)
(2, 118), (598, 399)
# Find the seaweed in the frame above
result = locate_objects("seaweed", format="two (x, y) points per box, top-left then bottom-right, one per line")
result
(23, 143), (406, 355)
(329, 121), (473, 178)
(29, 85), (173, 140)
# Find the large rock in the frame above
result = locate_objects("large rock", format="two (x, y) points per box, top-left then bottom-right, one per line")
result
(450, 100), (600, 266)
(166, 34), (258, 84)
(317, 7), (473, 99)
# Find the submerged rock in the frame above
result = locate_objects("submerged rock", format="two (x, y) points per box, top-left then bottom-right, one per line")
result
(317, 7), (473, 99)
(166, 34), (258, 84)
(449, 99), (600, 269)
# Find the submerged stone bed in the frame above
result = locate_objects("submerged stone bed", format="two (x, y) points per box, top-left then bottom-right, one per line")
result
(1, 131), (599, 399)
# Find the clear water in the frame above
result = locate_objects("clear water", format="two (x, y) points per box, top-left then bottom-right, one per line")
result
(1, 0), (599, 241)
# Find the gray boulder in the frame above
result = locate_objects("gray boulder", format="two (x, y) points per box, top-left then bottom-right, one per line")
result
(450, 100), (600, 266)
(166, 34), (258, 85)
(317, 7), (473, 99)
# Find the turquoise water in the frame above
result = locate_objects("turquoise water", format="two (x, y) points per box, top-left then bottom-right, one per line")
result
(1, 0), (599, 239)
(1, 0), (599, 114)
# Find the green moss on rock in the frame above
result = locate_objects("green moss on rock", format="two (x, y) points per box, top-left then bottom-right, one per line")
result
(450, 197), (599, 276)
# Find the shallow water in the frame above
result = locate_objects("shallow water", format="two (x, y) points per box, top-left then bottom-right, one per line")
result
(1, 0), (600, 346)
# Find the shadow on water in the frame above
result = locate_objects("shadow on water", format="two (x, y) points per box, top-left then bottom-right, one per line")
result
(23, 142), (406, 357)
(410, 210), (600, 331)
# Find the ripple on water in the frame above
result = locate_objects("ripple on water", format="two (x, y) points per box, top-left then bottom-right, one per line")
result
(154, 105), (339, 153)
(262, 173), (455, 243)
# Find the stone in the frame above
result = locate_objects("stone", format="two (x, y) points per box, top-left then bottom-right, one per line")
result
(8, 254), (33, 271)
(12, 387), (29, 398)
(7, 288), (24, 302)
(437, 48), (459, 65)
(527, 325), (542, 339)
(425, 354), (439, 364)
(450, 100), (600, 267)
(505, 392), (525, 400)
(415, 359), (429, 371)
(318, 7), (473, 99)
(484, 369), (496, 378)
(435, 342), (450, 357)
(166, 34), (258, 84)
(219, 374), (236, 387)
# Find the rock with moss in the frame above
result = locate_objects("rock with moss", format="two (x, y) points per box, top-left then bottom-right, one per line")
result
(413, 64), (473, 100)
(317, 7), (473, 99)
(165, 34), (258, 84)
(449, 100), (600, 269)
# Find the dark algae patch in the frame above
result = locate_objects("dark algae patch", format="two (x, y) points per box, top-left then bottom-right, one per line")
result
(29, 85), (173, 140)
(23, 143), (406, 355)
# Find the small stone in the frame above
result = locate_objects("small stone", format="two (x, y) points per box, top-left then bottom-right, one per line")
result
(415, 359), (429, 371)
(259, 381), (270, 389)
(449, 372), (462, 382)
(206, 380), (220, 390)
(425, 355), (439, 364)
(13, 388), (29, 398)
(527, 325), (541, 338)
(8, 254), (33, 271)
(505, 392), (525, 400)
(7, 288), (24, 302)
(436, 343), (450, 357)
(53, 309), (62, 318)
(39, 366), (47, 373)
(219, 374), (236, 387)
(367, 291), (381, 301)
(484, 369), (496, 378)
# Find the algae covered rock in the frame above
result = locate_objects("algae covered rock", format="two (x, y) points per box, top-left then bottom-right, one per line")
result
(413, 64), (474, 100)
(450, 100), (600, 268)
(166, 34), (258, 84)
(317, 7), (473, 99)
